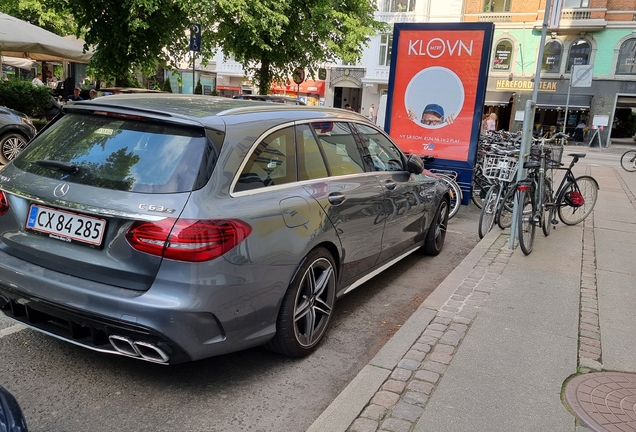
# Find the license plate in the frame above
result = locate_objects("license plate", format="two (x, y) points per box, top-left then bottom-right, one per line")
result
(26, 204), (106, 246)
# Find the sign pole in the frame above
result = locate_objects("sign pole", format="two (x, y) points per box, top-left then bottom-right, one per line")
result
(510, 0), (551, 249)
(564, 75), (572, 135)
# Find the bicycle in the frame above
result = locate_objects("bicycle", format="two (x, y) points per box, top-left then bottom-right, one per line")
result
(516, 136), (599, 255)
(421, 156), (462, 219)
(478, 149), (519, 239)
(620, 149), (636, 172)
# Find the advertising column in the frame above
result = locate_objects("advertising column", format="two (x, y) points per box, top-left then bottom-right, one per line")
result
(385, 23), (494, 202)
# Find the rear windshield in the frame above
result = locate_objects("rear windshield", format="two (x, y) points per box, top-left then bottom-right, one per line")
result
(14, 113), (211, 193)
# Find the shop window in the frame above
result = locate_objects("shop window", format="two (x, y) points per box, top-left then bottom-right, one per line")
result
(616, 38), (636, 75)
(566, 39), (591, 72)
(542, 40), (563, 73)
(492, 39), (513, 71)
(379, 33), (393, 67)
(564, 0), (589, 7)
(483, 0), (512, 12)
(380, 0), (416, 12)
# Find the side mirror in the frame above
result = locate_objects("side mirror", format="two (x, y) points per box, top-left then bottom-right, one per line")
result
(0, 386), (28, 432)
(406, 154), (424, 174)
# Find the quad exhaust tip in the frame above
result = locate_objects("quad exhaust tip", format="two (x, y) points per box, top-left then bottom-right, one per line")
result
(108, 335), (169, 364)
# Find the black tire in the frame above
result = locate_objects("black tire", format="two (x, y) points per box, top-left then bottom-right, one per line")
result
(478, 185), (498, 239)
(267, 247), (336, 357)
(472, 180), (487, 209)
(620, 150), (636, 172)
(421, 198), (449, 256)
(557, 175), (598, 226)
(0, 132), (29, 165)
(517, 189), (536, 256)
(541, 178), (553, 237)
(440, 176), (461, 220)
(496, 182), (516, 230)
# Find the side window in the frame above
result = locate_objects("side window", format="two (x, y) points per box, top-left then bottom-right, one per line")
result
(297, 124), (329, 181)
(234, 126), (297, 192)
(353, 123), (405, 172)
(311, 122), (365, 176)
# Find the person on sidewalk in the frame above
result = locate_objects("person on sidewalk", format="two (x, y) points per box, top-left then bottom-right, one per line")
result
(67, 86), (84, 102)
(31, 73), (44, 87)
(574, 121), (586, 142)
(369, 104), (376, 123)
(487, 113), (497, 131)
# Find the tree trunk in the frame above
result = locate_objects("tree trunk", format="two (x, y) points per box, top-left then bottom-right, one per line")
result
(258, 58), (271, 95)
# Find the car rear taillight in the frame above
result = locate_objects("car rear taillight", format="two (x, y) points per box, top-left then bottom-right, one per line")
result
(126, 218), (252, 262)
(0, 191), (9, 216)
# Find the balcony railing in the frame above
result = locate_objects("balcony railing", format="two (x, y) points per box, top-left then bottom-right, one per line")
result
(478, 13), (512, 23)
(375, 12), (423, 23)
(561, 9), (591, 20)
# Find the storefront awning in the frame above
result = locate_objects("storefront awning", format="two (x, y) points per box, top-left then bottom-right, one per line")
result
(536, 94), (591, 109)
(271, 80), (325, 95)
(485, 91), (514, 106)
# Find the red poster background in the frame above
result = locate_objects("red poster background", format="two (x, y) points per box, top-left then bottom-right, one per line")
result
(388, 30), (486, 162)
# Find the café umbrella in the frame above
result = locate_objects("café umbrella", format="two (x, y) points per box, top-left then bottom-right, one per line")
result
(0, 12), (91, 64)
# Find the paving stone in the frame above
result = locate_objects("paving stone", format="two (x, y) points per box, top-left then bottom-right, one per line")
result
(432, 316), (452, 326)
(382, 379), (407, 394)
(456, 308), (478, 320)
(421, 360), (448, 374)
(580, 336), (601, 348)
(380, 417), (412, 432)
(440, 306), (460, 314)
(411, 343), (431, 353)
(417, 335), (438, 345)
(580, 330), (600, 340)
(404, 349), (427, 362)
(579, 358), (603, 372)
(439, 331), (463, 347)
(422, 329), (444, 339)
(579, 350), (601, 361)
(390, 368), (412, 382)
(433, 344), (455, 355)
(580, 344), (601, 355)
(427, 323), (448, 332)
(403, 391), (429, 407)
(397, 359), (421, 370)
(580, 323), (601, 333)
(361, 404), (387, 421)
(429, 352), (453, 364)
(450, 295), (466, 302)
(371, 391), (400, 408)
(452, 316), (472, 325)
(391, 401), (424, 422)
(581, 316), (599, 326)
(448, 323), (469, 333)
(407, 380), (435, 394)
(436, 311), (455, 319)
(414, 370), (440, 383)
(350, 417), (379, 432)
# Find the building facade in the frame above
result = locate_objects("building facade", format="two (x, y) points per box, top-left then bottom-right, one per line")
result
(465, 0), (636, 145)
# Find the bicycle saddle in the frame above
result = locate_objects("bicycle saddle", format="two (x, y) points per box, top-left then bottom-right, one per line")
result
(523, 161), (541, 169)
(567, 153), (586, 158)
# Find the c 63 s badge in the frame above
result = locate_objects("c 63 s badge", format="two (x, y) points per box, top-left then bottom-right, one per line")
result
(139, 204), (176, 214)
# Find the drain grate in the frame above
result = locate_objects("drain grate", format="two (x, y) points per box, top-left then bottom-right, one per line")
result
(565, 372), (636, 431)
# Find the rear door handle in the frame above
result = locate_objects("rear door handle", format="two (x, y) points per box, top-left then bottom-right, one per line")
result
(328, 192), (346, 206)
(384, 180), (397, 191)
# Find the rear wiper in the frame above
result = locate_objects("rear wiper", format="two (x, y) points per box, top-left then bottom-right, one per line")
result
(32, 160), (79, 174)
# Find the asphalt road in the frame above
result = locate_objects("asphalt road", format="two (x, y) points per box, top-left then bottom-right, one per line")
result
(0, 204), (482, 432)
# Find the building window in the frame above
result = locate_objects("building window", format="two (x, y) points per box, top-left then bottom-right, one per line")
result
(483, 0), (512, 12)
(566, 39), (591, 72)
(379, 33), (393, 67)
(542, 40), (563, 73)
(492, 39), (513, 71)
(616, 39), (636, 75)
(564, 0), (589, 7)
(380, 0), (416, 12)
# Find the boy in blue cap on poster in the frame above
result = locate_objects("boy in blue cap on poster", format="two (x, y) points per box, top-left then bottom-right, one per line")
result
(408, 103), (455, 126)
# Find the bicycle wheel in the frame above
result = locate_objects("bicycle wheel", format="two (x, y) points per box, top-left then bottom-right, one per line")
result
(557, 175), (598, 225)
(517, 188), (536, 256)
(440, 176), (461, 220)
(472, 180), (487, 209)
(478, 185), (499, 239)
(620, 150), (636, 172)
(541, 178), (554, 237)
(496, 182), (516, 229)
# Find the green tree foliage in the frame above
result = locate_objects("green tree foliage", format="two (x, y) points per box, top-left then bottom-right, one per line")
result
(54, 0), (192, 86)
(194, 78), (202, 95)
(204, 0), (385, 94)
(0, 0), (78, 36)
(162, 78), (173, 93)
(0, 79), (55, 117)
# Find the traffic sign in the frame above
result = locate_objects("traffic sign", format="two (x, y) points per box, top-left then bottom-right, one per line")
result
(571, 65), (593, 88)
(292, 67), (305, 85)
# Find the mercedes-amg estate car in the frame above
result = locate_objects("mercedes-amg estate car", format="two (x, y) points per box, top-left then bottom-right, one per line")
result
(0, 95), (449, 364)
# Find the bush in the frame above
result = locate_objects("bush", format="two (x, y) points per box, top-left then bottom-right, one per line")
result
(162, 79), (173, 93)
(0, 79), (54, 117)
(194, 79), (202, 95)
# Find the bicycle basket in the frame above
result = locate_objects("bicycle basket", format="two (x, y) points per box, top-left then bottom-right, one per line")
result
(482, 155), (518, 182)
(564, 191), (584, 207)
(530, 143), (564, 168)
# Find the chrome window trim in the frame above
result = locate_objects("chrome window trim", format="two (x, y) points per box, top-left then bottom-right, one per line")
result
(229, 118), (385, 198)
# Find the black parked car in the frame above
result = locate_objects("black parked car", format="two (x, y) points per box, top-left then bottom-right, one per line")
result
(0, 106), (37, 165)
(0, 95), (449, 364)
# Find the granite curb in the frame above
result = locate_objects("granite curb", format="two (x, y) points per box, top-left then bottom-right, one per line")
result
(307, 228), (506, 432)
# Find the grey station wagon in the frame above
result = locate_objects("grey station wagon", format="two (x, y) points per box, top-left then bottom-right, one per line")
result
(0, 95), (449, 364)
